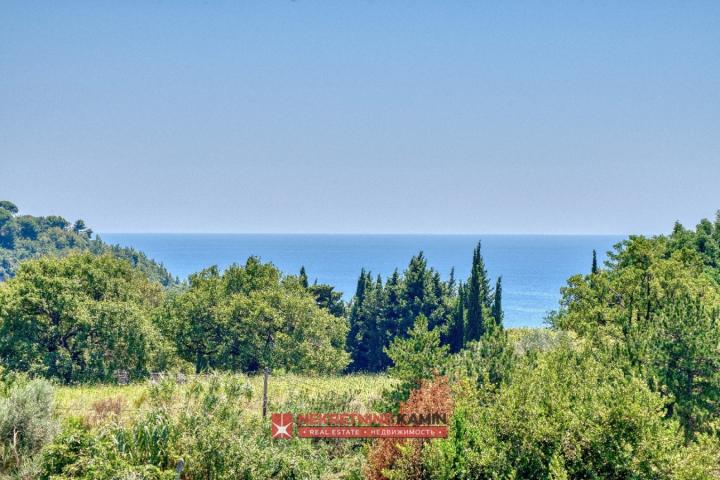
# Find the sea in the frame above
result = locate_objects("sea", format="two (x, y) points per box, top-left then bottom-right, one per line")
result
(101, 234), (623, 328)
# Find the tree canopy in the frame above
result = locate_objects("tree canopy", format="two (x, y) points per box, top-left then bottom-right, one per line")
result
(0, 200), (175, 286)
(0, 253), (169, 383)
(160, 257), (349, 374)
(551, 213), (720, 439)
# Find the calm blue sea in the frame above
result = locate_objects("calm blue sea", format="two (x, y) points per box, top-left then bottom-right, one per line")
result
(101, 234), (623, 328)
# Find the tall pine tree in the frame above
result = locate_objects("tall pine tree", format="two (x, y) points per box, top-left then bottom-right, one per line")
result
(492, 276), (503, 325)
(447, 282), (465, 353)
(347, 269), (373, 371)
(401, 252), (429, 336)
(383, 269), (404, 340)
(591, 249), (598, 274)
(299, 266), (309, 288)
(465, 241), (492, 342)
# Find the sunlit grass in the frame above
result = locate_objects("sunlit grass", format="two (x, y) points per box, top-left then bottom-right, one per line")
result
(55, 373), (396, 421)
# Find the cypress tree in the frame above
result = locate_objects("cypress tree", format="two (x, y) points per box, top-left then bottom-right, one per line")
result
(383, 269), (403, 339)
(427, 270), (445, 330)
(366, 274), (386, 371)
(492, 276), (503, 325)
(466, 241), (491, 342)
(347, 269), (372, 371)
(299, 266), (309, 288)
(591, 250), (598, 275)
(401, 252), (429, 336)
(447, 282), (465, 353)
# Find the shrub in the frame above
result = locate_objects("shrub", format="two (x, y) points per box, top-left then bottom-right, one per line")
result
(41, 374), (369, 479)
(0, 375), (57, 478)
(424, 345), (720, 479)
(366, 376), (453, 480)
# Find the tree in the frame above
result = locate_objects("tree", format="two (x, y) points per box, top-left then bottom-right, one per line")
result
(492, 276), (503, 325)
(465, 241), (491, 342)
(645, 296), (720, 439)
(591, 249), (598, 274)
(347, 269), (373, 371)
(44, 215), (70, 230)
(384, 315), (449, 407)
(553, 222), (720, 438)
(223, 286), (349, 373)
(160, 266), (226, 373)
(72, 219), (86, 233)
(0, 211), (13, 249)
(346, 272), (387, 372)
(0, 201), (174, 285)
(0, 210), (11, 229)
(0, 201), (18, 214)
(458, 318), (514, 387)
(298, 266), (309, 288)
(446, 283), (465, 353)
(401, 252), (430, 336)
(382, 269), (404, 340)
(0, 253), (166, 383)
(163, 257), (349, 374)
(15, 216), (40, 240)
(426, 345), (719, 479)
(308, 282), (346, 317)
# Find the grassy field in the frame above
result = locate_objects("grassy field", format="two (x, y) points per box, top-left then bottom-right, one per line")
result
(55, 373), (397, 422)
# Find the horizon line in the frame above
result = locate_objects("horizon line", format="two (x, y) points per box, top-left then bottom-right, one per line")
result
(97, 231), (637, 237)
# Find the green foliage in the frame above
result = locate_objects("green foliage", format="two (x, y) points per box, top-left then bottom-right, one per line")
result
(0, 374), (57, 478)
(161, 257), (349, 374)
(384, 315), (449, 408)
(591, 249), (599, 274)
(552, 218), (720, 439)
(347, 270), (388, 371)
(298, 265), (309, 288)
(0, 253), (167, 383)
(465, 241), (492, 342)
(40, 417), (175, 480)
(0, 202), (19, 215)
(446, 284), (465, 354)
(42, 375), (370, 480)
(491, 276), (503, 326)
(425, 345), (720, 479)
(644, 297), (720, 439)
(308, 282), (346, 317)
(455, 320), (515, 387)
(0, 202), (174, 286)
(347, 246), (501, 372)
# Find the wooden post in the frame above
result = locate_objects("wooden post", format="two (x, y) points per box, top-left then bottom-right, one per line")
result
(262, 366), (269, 418)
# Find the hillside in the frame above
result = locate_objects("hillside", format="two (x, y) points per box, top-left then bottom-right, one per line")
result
(0, 200), (175, 286)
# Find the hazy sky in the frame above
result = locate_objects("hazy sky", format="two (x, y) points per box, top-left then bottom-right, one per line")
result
(2, 2), (719, 234)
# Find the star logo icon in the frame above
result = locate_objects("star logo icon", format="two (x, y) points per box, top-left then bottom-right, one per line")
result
(271, 413), (293, 439)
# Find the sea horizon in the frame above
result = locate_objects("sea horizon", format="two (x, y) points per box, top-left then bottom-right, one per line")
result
(99, 232), (633, 236)
(102, 233), (625, 328)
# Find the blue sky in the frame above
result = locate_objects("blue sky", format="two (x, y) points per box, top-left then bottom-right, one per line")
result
(2, 1), (719, 234)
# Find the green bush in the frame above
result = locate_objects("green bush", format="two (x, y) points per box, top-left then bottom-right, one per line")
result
(41, 375), (367, 479)
(0, 374), (57, 478)
(422, 346), (720, 479)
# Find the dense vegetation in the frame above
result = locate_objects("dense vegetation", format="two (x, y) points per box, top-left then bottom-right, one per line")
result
(346, 244), (502, 372)
(159, 259), (349, 374)
(0, 254), (174, 383)
(1, 202), (720, 478)
(0, 201), (174, 286)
